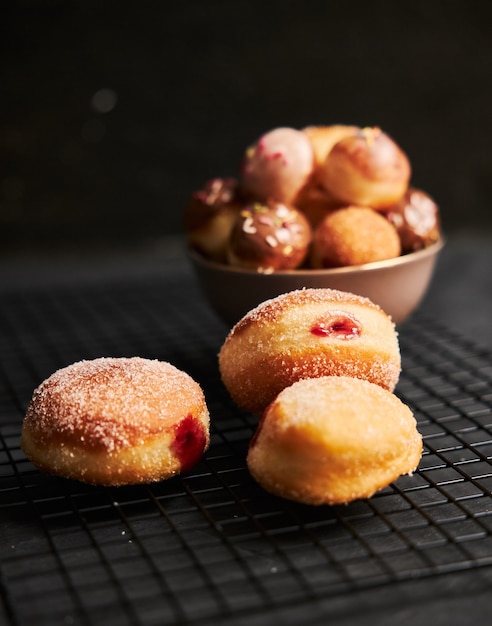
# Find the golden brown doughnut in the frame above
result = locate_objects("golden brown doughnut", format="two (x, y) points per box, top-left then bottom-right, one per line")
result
(247, 375), (422, 505)
(310, 206), (401, 268)
(294, 181), (343, 229)
(218, 288), (401, 415)
(318, 127), (411, 208)
(302, 124), (359, 170)
(21, 357), (210, 486)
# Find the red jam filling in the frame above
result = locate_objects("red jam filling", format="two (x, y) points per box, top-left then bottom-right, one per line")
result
(310, 311), (362, 339)
(171, 415), (207, 472)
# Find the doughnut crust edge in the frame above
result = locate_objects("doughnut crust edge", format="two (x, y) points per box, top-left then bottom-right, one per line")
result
(21, 357), (210, 486)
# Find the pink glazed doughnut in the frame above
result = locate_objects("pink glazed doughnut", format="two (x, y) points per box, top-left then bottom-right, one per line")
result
(240, 127), (314, 204)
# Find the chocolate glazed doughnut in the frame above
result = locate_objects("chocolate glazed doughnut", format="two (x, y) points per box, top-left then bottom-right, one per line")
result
(226, 200), (312, 272)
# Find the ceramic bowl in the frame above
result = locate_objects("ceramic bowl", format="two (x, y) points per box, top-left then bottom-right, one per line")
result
(189, 238), (444, 328)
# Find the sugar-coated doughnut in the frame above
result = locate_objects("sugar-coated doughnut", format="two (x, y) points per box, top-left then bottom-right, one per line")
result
(319, 127), (411, 208)
(240, 127), (314, 205)
(218, 288), (401, 415)
(21, 357), (210, 486)
(382, 187), (441, 254)
(227, 200), (312, 272)
(247, 376), (422, 505)
(184, 178), (241, 263)
(310, 206), (401, 268)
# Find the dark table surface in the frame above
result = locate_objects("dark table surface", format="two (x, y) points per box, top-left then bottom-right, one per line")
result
(0, 232), (491, 626)
(3, 3), (492, 621)
(1, 231), (490, 347)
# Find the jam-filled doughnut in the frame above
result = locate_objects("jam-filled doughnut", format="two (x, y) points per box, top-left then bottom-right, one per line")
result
(240, 127), (314, 205)
(310, 206), (401, 268)
(319, 127), (411, 208)
(218, 288), (401, 415)
(247, 375), (422, 505)
(21, 357), (210, 486)
(227, 200), (312, 272)
(382, 187), (441, 253)
(184, 177), (241, 263)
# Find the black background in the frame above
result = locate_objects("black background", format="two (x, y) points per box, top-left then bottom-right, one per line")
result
(1, 0), (491, 256)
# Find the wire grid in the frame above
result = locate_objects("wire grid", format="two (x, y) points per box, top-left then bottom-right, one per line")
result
(1, 265), (492, 626)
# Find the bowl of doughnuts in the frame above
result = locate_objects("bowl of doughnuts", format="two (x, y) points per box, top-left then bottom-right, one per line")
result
(185, 124), (444, 327)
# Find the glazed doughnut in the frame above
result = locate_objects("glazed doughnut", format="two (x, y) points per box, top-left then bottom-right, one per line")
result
(247, 375), (422, 505)
(239, 127), (314, 205)
(184, 177), (241, 263)
(310, 206), (401, 268)
(318, 127), (411, 208)
(227, 200), (312, 272)
(382, 187), (441, 253)
(21, 357), (210, 486)
(218, 288), (401, 415)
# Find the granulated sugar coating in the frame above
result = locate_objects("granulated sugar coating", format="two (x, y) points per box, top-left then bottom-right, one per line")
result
(21, 357), (210, 486)
(247, 375), (422, 505)
(219, 288), (401, 415)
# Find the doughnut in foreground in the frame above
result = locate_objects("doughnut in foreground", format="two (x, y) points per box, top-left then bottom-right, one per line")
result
(21, 357), (210, 486)
(218, 288), (401, 415)
(247, 376), (422, 505)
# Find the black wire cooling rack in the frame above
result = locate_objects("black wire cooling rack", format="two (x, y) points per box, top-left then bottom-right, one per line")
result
(1, 261), (492, 626)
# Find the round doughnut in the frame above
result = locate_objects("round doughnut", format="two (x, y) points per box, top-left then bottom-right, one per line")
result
(239, 127), (314, 205)
(318, 127), (411, 208)
(184, 177), (241, 263)
(226, 200), (312, 272)
(294, 183), (342, 228)
(302, 124), (359, 170)
(382, 187), (441, 253)
(247, 375), (422, 505)
(218, 288), (401, 415)
(21, 357), (210, 486)
(310, 206), (401, 268)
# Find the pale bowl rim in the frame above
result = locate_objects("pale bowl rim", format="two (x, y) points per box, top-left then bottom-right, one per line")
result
(188, 237), (445, 276)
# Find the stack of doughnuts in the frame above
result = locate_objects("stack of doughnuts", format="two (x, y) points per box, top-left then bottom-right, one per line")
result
(185, 124), (441, 270)
(219, 288), (422, 505)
